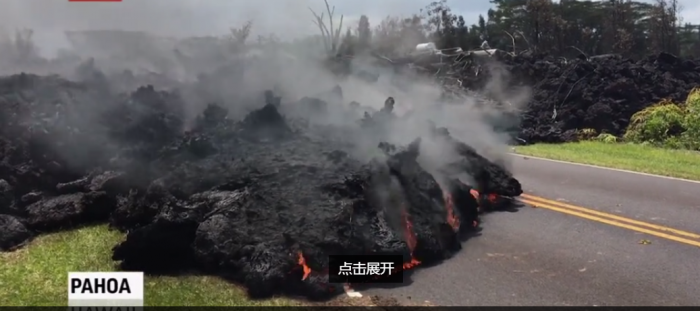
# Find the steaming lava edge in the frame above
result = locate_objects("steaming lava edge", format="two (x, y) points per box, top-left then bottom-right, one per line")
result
(0, 74), (522, 301)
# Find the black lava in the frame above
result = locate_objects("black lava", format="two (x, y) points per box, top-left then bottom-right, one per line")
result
(0, 72), (522, 300)
(461, 52), (700, 143)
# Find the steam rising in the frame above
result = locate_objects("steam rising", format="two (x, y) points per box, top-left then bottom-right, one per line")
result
(0, 0), (426, 54)
(0, 0), (529, 185)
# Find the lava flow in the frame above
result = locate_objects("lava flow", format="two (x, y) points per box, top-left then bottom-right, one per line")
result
(297, 252), (312, 281)
(443, 191), (460, 232)
(487, 193), (498, 203)
(469, 189), (499, 206)
(469, 189), (479, 200)
(469, 189), (500, 227)
(400, 209), (422, 270)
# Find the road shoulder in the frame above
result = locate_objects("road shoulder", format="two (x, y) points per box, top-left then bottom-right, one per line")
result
(514, 142), (700, 181)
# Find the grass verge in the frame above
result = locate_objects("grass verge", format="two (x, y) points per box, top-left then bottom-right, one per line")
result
(0, 225), (300, 306)
(514, 141), (700, 181)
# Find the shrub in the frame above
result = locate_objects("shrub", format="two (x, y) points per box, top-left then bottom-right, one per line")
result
(662, 136), (686, 149)
(681, 88), (700, 150)
(577, 128), (597, 140)
(623, 99), (686, 145)
(595, 133), (618, 143)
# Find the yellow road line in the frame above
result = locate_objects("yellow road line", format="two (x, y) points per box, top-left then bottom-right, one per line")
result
(519, 198), (700, 248)
(521, 193), (700, 240)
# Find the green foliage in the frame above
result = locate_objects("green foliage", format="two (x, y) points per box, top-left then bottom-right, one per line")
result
(624, 100), (686, 145)
(416, 0), (699, 59)
(686, 88), (700, 108)
(662, 136), (686, 149)
(622, 90), (700, 151)
(516, 141), (700, 181)
(595, 133), (618, 144)
(0, 226), (299, 306)
(577, 128), (598, 140)
(682, 88), (700, 150)
(576, 129), (618, 144)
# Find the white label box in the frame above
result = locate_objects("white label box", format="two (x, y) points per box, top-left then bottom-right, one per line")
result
(68, 272), (144, 307)
(68, 304), (143, 310)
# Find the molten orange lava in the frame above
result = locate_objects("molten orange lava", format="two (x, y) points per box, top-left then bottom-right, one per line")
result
(469, 189), (499, 204)
(469, 189), (480, 200)
(443, 191), (460, 232)
(297, 251), (312, 281)
(401, 209), (422, 270)
(403, 257), (422, 270)
(401, 210), (417, 252)
(487, 193), (498, 203)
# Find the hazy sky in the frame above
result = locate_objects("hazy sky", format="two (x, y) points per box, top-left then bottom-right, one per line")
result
(2, 0), (699, 56)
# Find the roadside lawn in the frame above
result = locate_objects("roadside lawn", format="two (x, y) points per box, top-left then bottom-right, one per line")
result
(514, 141), (700, 181)
(0, 225), (300, 306)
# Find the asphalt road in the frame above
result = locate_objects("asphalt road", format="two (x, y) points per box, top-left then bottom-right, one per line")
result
(361, 154), (700, 306)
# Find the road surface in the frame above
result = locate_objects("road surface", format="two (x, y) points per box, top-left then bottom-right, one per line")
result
(361, 154), (700, 306)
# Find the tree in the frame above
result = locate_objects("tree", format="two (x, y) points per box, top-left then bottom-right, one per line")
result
(648, 0), (682, 55)
(373, 15), (429, 56)
(340, 27), (356, 56)
(309, 0), (345, 56)
(367, 0), (700, 59)
(358, 15), (372, 51)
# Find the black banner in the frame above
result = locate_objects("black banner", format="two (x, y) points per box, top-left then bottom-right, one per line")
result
(328, 255), (403, 283)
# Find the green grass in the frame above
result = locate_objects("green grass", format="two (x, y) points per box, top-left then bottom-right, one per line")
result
(0, 225), (300, 306)
(515, 141), (700, 181)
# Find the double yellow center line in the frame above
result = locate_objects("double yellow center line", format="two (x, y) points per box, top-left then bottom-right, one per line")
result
(519, 194), (700, 248)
